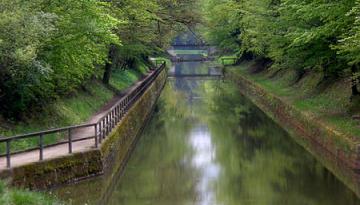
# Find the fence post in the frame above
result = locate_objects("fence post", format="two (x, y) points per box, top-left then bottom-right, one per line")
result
(106, 115), (109, 136)
(6, 140), (10, 168)
(112, 110), (115, 128)
(39, 134), (44, 161)
(100, 119), (104, 143)
(95, 124), (98, 148)
(117, 106), (120, 122)
(120, 101), (124, 119)
(68, 129), (72, 154)
(115, 106), (119, 124)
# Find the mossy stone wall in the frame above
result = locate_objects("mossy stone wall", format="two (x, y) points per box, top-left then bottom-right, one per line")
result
(100, 69), (167, 179)
(227, 70), (360, 197)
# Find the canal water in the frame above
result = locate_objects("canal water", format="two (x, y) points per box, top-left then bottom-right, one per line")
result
(55, 61), (360, 205)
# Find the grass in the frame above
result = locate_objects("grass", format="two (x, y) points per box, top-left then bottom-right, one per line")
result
(0, 60), (158, 204)
(0, 62), (153, 204)
(0, 63), (151, 153)
(0, 181), (61, 205)
(0, 81), (115, 154)
(228, 61), (360, 137)
(110, 65), (148, 91)
(0, 81), (114, 137)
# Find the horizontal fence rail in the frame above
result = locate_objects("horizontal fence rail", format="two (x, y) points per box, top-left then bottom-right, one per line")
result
(0, 62), (166, 168)
(221, 57), (237, 66)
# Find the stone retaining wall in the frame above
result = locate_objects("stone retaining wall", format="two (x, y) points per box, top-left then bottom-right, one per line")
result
(227, 69), (360, 197)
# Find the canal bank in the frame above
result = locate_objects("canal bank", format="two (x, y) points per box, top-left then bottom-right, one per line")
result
(0, 64), (167, 189)
(54, 61), (360, 205)
(226, 63), (360, 197)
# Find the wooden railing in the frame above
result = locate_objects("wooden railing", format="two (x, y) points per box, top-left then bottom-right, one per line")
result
(0, 62), (166, 168)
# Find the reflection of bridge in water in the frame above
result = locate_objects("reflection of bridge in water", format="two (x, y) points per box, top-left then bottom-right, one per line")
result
(169, 61), (224, 103)
(169, 61), (224, 79)
(169, 64), (223, 78)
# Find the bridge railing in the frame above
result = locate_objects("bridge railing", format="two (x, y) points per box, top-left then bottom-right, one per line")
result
(171, 43), (211, 47)
(221, 57), (237, 66)
(0, 62), (166, 168)
(155, 59), (166, 67)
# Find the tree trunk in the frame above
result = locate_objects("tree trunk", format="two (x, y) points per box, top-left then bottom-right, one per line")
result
(157, 20), (162, 47)
(102, 45), (116, 84)
(351, 64), (360, 97)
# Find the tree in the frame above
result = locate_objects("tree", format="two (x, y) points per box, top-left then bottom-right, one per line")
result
(0, 0), (119, 117)
(335, 0), (360, 96)
(104, 0), (201, 75)
(201, 0), (242, 53)
(201, 0), (359, 92)
(0, 0), (57, 117)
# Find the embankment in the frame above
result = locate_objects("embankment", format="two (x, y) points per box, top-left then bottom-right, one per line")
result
(0, 66), (167, 190)
(226, 66), (360, 197)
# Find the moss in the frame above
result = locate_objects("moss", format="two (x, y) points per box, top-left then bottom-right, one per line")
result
(5, 150), (102, 190)
(100, 69), (167, 175)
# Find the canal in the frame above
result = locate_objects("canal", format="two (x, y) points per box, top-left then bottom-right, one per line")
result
(55, 61), (360, 205)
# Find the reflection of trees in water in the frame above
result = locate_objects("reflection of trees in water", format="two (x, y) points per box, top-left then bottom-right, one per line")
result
(106, 83), (200, 205)
(174, 79), (202, 101)
(57, 75), (360, 205)
(200, 81), (360, 205)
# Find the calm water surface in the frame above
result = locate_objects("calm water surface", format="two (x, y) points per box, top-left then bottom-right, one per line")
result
(56, 61), (360, 205)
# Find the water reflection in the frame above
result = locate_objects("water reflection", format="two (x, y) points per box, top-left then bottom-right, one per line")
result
(55, 61), (360, 205)
(189, 125), (220, 205)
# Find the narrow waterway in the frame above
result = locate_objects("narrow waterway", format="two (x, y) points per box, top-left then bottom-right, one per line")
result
(56, 61), (360, 205)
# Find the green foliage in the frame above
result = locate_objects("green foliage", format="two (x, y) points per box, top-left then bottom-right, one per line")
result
(0, 0), (119, 117)
(336, 1), (360, 65)
(0, 0), (57, 117)
(41, 0), (120, 94)
(109, 0), (201, 70)
(110, 65), (149, 91)
(201, 0), (242, 53)
(0, 63), (149, 155)
(201, 0), (360, 95)
(0, 0), (200, 119)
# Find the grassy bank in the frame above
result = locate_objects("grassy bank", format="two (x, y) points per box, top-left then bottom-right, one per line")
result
(110, 62), (150, 91)
(0, 64), (151, 204)
(0, 181), (60, 205)
(0, 65), (149, 136)
(228, 61), (360, 138)
(0, 64), (150, 153)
